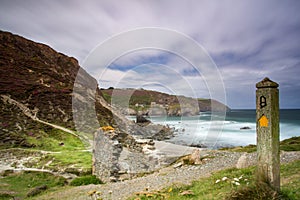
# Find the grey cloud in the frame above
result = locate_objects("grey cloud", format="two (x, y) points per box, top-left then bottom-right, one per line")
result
(1, 0), (299, 108)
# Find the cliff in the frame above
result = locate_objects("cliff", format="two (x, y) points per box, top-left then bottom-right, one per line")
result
(101, 88), (230, 116)
(0, 30), (174, 149)
(0, 30), (116, 148)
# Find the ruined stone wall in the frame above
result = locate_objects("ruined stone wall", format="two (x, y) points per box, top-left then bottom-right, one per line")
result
(93, 129), (160, 182)
(93, 130), (122, 182)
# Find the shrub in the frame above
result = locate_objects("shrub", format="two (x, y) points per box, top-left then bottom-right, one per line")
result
(70, 175), (103, 186)
(226, 181), (293, 200)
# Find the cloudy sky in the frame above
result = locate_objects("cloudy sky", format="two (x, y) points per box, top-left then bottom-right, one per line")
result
(1, 0), (300, 108)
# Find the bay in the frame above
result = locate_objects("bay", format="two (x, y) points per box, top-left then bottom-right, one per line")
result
(128, 109), (300, 149)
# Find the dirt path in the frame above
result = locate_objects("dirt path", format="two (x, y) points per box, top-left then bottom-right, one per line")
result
(1, 94), (92, 147)
(34, 151), (300, 200)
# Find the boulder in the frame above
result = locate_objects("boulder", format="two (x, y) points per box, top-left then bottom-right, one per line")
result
(136, 114), (151, 124)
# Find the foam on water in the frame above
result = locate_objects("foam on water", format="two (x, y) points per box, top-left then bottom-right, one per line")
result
(127, 109), (300, 148)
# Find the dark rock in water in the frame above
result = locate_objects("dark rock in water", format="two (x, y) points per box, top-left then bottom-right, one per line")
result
(189, 143), (207, 148)
(136, 114), (151, 124)
(240, 126), (251, 130)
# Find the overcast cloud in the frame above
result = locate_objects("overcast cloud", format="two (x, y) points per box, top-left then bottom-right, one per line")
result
(1, 0), (300, 108)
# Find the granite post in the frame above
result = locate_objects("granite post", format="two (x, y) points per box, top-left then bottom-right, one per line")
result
(256, 77), (280, 191)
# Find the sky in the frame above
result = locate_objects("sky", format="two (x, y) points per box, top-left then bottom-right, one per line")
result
(0, 0), (300, 109)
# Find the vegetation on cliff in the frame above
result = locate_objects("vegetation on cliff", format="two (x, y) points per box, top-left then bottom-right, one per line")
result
(0, 30), (114, 148)
(100, 88), (230, 116)
(220, 136), (300, 153)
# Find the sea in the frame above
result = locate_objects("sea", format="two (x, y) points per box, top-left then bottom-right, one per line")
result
(128, 109), (300, 149)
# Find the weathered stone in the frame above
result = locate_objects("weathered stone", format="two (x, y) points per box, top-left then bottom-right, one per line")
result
(190, 149), (202, 165)
(93, 129), (161, 182)
(236, 153), (251, 169)
(173, 162), (183, 168)
(136, 114), (151, 124)
(256, 77), (280, 192)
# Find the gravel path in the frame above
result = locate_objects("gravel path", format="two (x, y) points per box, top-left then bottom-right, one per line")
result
(35, 150), (300, 200)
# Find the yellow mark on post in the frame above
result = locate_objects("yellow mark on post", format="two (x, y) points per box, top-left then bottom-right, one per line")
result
(259, 115), (269, 127)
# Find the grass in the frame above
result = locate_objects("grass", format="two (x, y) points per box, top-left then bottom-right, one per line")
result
(0, 129), (93, 199)
(280, 136), (300, 151)
(26, 129), (86, 152)
(220, 136), (300, 153)
(69, 175), (103, 186)
(0, 171), (66, 200)
(21, 129), (93, 174)
(46, 151), (92, 173)
(129, 160), (300, 200)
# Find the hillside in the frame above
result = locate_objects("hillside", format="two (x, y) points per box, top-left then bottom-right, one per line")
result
(100, 88), (230, 116)
(0, 30), (175, 150)
(0, 30), (116, 148)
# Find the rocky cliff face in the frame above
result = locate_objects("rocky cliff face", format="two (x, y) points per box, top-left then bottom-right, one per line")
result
(0, 30), (173, 148)
(101, 88), (230, 116)
(0, 30), (114, 147)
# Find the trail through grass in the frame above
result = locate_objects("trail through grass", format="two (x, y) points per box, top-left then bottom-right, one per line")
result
(130, 160), (300, 200)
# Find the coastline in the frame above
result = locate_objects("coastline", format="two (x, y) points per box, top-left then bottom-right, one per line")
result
(130, 109), (300, 148)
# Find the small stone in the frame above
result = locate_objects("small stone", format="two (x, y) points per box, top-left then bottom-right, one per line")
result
(235, 182), (240, 186)
(146, 145), (155, 150)
(148, 140), (155, 145)
(236, 153), (250, 169)
(173, 162), (183, 168)
(222, 177), (228, 181)
(190, 149), (202, 165)
(180, 190), (194, 196)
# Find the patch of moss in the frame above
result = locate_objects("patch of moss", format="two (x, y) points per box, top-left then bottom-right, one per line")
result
(69, 175), (102, 186)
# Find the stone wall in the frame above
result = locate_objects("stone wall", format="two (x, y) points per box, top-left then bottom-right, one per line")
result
(92, 130), (122, 182)
(93, 129), (160, 182)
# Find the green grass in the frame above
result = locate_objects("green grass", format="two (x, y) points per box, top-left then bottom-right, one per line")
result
(22, 129), (93, 174)
(0, 129), (93, 199)
(129, 160), (300, 200)
(21, 150), (92, 175)
(0, 171), (66, 200)
(280, 136), (300, 151)
(280, 160), (300, 199)
(26, 129), (86, 152)
(47, 151), (92, 172)
(220, 136), (300, 153)
(101, 90), (112, 103)
(69, 175), (102, 186)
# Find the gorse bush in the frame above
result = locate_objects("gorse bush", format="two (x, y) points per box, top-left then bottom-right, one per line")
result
(69, 175), (103, 186)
